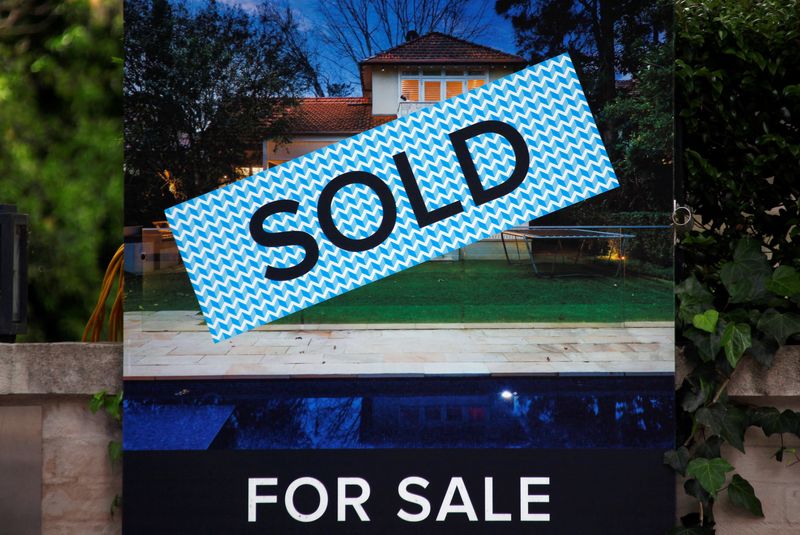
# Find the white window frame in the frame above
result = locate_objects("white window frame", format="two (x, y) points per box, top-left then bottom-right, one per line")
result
(398, 68), (490, 103)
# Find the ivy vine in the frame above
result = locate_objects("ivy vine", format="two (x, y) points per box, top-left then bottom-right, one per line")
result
(89, 390), (123, 515)
(670, 0), (800, 532)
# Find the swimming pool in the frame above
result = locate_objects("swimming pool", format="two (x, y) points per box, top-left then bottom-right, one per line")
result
(123, 375), (673, 451)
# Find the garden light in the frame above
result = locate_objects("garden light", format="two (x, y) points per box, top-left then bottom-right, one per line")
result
(0, 204), (28, 342)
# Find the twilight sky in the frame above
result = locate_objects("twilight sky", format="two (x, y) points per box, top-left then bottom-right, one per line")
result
(219, 0), (520, 95)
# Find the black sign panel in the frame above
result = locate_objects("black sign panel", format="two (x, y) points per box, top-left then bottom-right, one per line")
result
(124, 448), (673, 534)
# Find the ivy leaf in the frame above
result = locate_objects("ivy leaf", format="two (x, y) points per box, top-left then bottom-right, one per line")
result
(727, 474), (764, 517)
(664, 447), (691, 476)
(757, 308), (800, 344)
(668, 527), (711, 535)
(682, 234), (716, 247)
(681, 387), (707, 412)
(747, 336), (778, 368)
(681, 375), (715, 412)
(89, 391), (107, 413)
(686, 457), (734, 496)
(693, 309), (719, 333)
(678, 512), (701, 528)
(767, 265), (800, 298)
(677, 275), (715, 324)
(721, 322), (751, 368)
(750, 407), (800, 436)
(696, 403), (748, 452)
(694, 436), (723, 459)
(108, 440), (123, 463)
(685, 327), (722, 362)
(719, 240), (771, 303)
(679, 366), (716, 413)
(683, 478), (712, 506)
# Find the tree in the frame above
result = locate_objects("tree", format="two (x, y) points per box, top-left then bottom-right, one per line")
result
(318, 0), (494, 80)
(496, 0), (673, 215)
(495, 0), (670, 109)
(124, 0), (316, 224)
(0, 0), (122, 340)
(598, 42), (673, 212)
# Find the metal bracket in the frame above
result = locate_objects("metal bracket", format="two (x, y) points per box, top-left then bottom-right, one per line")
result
(672, 201), (694, 236)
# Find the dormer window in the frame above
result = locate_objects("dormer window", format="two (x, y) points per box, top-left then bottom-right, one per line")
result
(399, 69), (488, 103)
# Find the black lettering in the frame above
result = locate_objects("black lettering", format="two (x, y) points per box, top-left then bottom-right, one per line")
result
(249, 200), (319, 281)
(448, 120), (530, 206)
(317, 171), (397, 252)
(393, 151), (463, 228)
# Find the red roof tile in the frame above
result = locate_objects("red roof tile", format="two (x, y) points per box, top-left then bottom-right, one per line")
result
(287, 97), (395, 134)
(361, 32), (526, 66)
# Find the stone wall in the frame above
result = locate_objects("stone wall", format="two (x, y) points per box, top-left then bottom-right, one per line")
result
(1, 342), (798, 533)
(0, 343), (122, 535)
(677, 346), (800, 534)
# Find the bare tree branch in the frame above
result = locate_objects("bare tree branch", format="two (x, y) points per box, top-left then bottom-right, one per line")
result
(317, 0), (493, 86)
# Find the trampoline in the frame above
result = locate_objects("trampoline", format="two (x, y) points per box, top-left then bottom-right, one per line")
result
(500, 226), (637, 276)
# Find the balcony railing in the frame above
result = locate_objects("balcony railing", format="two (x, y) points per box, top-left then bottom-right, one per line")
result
(397, 100), (434, 117)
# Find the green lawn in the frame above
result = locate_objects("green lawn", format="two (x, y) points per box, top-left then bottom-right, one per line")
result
(126, 260), (673, 323)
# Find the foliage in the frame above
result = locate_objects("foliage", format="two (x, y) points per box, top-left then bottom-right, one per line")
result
(496, 0), (671, 107)
(601, 43), (674, 211)
(671, 0), (800, 531)
(0, 0), (122, 341)
(89, 390), (122, 515)
(573, 211), (673, 268)
(89, 390), (123, 463)
(124, 0), (316, 225)
(498, 0), (673, 214)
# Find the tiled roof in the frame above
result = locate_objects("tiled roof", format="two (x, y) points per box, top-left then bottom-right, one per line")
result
(361, 32), (526, 66)
(288, 97), (395, 134)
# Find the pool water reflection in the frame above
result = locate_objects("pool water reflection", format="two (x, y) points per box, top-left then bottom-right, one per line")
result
(123, 376), (673, 451)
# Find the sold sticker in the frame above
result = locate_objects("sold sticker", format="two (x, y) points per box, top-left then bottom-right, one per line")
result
(165, 54), (618, 341)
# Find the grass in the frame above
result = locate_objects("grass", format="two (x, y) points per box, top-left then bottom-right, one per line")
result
(125, 260), (673, 324)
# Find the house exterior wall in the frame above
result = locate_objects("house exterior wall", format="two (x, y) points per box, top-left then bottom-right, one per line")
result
(267, 137), (345, 165)
(371, 67), (400, 116)
(374, 66), (522, 117)
(490, 67), (518, 82)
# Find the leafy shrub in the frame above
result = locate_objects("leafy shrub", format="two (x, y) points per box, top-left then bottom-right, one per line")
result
(0, 0), (122, 340)
(671, 0), (800, 531)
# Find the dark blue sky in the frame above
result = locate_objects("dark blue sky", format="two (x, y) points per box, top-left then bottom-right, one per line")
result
(219, 0), (520, 95)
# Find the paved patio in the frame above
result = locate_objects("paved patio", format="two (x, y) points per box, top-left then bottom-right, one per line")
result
(124, 311), (674, 378)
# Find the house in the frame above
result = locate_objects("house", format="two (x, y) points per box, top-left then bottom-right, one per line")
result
(130, 34), (525, 274)
(215, 32), (528, 264)
(247, 32), (527, 173)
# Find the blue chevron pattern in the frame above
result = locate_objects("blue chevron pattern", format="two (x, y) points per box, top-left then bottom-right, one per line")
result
(165, 54), (619, 342)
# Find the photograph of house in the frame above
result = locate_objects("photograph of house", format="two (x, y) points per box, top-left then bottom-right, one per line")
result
(247, 32), (526, 174)
(123, 0), (674, 378)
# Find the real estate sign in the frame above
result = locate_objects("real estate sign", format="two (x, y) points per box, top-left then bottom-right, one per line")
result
(123, 2), (676, 533)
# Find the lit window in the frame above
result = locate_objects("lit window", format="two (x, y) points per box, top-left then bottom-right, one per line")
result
(424, 80), (441, 102)
(399, 71), (488, 102)
(401, 79), (419, 101)
(445, 80), (463, 99)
